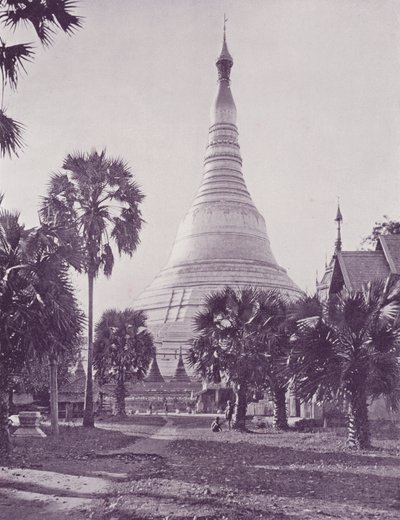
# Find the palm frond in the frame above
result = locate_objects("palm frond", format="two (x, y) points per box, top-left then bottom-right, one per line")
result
(1, 0), (82, 46)
(0, 39), (34, 89)
(0, 109), (24, 157)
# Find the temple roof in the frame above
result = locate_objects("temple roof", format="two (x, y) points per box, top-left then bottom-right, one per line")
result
(336, 251), (390, 291)
(318, 234), (400, 297)
(376, 235), (400, 275)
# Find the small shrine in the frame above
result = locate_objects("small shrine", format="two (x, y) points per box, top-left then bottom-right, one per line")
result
(58, 358), (99, 419)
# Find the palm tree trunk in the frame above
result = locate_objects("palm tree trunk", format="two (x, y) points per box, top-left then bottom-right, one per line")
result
(115, 377), (126, 416)
(232, 383), (247, 430)
(83, 272), (95, 427)
(0, 382), (11, 456)
(49, 354), (59, 435)
(347, 388), (370, 449)
(272, 386), (289, 430)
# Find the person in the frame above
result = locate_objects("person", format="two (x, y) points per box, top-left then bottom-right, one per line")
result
(225, 400), (235, 430)
(164, 399), (168, 416)
(148, 403), (153, 415)
(211, 416), (222, 432)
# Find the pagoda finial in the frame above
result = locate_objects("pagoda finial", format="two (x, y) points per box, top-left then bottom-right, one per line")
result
(223, 13), (227, 42)
(216, 15), (233, 81)
(334, 199), (343, 253)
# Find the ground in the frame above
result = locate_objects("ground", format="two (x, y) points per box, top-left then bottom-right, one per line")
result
(1, 415), (400, 520)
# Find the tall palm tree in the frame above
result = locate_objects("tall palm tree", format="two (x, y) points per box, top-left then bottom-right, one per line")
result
(0, 200), (84, 450)
(255, 290), (291, 430)
(188, 287), (268, 430)
(289, 278), (400, 449)
(94, 309), (154, 416)
(41, 150), (144, 427)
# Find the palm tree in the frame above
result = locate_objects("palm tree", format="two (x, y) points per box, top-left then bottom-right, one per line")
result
(41, 150), (144, 427)
(289, 278), (400, 449)
(0, 200), (84, 450)
(0, 39), (33, 157)
(0, 1), (82, 157)
(255, 290), (291, 430)
(24, 221), (84, 434)
(188, 287), (268, 430)
(1, 0), (82, 46)
(94, 309), (154, 416)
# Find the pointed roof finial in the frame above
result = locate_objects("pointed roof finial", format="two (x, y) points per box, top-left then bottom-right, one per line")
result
(216, 14), (233, 80)
(223, 13), (228, 42)
(334, 198), (343, 253)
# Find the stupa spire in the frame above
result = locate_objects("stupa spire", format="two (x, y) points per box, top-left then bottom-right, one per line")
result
(134, 30), (301, 378)
(145, 354), (165, 383)
(216, 15), (233, 81)
(172, 347), (191, 383)
(334, 200), (343, 253)
(75, 355), (85, 378)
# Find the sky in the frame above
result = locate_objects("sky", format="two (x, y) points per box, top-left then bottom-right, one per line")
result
(2, 0), (400, 323)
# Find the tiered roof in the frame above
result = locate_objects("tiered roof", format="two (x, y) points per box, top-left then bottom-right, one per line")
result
(317, 223), (400, 297)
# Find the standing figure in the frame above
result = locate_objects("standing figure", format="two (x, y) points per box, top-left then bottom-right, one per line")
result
(148, 402), (153, 415)
(164, 399), (168, 416)
(225, 400), (235, 430)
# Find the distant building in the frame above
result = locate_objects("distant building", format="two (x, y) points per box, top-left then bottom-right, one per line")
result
(58, 358), (99, 419)
(316, 205), (400, 420)
(317, 205), (400, 299)
(100, 350), (202, 414)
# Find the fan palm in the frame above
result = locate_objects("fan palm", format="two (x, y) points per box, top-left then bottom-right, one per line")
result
(1, 1), (82, 46)
(0, 200), (84, 451)
(254, 290), (292, 430)
(289, 278), (400, 449)
(0, 1), (81, 156)
(189, 287), (269, 430)
(41, 150), (144, 427)
(94, 309), (154, 416)
(0, 39), (33, 156)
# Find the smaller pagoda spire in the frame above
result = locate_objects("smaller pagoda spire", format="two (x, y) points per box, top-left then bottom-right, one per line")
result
(145, 354), (165, 383)
(334, 200), (343, 253)
(216, 14), (233, 81)
(171, 347), (191, 383)
(75, 355), (85, 378)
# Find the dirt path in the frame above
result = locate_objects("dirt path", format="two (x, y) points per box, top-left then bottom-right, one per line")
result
(0, 418), (172, 520)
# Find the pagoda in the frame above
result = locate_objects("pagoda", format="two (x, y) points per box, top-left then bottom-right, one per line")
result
(135, 27), (301, 377)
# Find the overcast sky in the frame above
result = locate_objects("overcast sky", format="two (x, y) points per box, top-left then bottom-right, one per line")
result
(2, 0), (400, 322)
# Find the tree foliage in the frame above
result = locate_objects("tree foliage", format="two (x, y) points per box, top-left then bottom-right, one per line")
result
(289, 278), (400, 448)
(363, 216), (400, 249)
(94, 308), (154, 416)
(41, 149), (145, 426)
(188, 287), (293, 430)
(0, 195), (84, 451)
(0, 0), (82, 157)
